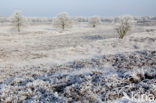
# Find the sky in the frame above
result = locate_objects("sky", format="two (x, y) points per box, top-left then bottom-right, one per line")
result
(0, 0), (156, 17)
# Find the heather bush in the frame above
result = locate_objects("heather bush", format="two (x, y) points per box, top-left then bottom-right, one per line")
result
(116, 16), (133, 39)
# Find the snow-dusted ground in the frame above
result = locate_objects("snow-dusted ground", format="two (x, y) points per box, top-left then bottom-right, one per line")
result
(0, 23), (153, 65)
(0, 22), (155, 102)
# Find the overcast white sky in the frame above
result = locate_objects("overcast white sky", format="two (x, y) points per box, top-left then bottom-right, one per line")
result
(0, 0), (156, 17)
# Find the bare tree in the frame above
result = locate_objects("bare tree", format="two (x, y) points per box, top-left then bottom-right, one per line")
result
(53, 12), (72, 31)
(11, 11), (26, 32)
(116, 16), (134, 39)
(88, 16), (101, 28)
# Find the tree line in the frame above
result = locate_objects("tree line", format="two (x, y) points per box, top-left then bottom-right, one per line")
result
(10, 10), (134, 39)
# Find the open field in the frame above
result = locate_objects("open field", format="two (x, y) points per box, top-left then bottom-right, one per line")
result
(0, 21), (156, 102)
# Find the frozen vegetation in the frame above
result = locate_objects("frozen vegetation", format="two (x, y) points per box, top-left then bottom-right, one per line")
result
(88, 16), (101, 28)
(0, 15), (155, 103)
(116, 15), (134, 39)
(53, 12), (72, 31)
(10, 11), (27, 32)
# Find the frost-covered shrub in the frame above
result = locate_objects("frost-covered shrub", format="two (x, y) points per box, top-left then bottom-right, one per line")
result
(88, 16), (101, 28)
(0, 79), (64, 103)
(0, 50), (155, 102)
(11, 11), (27, 32)
(53, 12), (72, 31)
(116, 16), (134, 39)
(64, 80), (102, 103)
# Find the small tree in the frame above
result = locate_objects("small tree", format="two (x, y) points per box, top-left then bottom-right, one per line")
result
(88, 16), (101, 28)
(11, 11), (26, 32)
(116, 16), (133, 39)
(53, 12), (72, 31)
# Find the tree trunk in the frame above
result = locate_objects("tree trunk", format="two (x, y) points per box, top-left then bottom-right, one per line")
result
(17, 18), (20, 32)
(18, 24), (20, 32)
(62, 24), (65, 31)
(93, 24), (96, 28)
